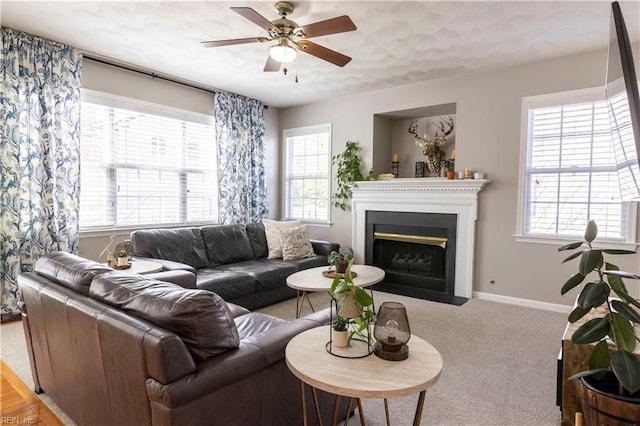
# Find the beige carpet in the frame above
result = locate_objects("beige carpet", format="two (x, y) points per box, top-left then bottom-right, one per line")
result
(258, 291), (565, 426)
(1, 291), (565, 425)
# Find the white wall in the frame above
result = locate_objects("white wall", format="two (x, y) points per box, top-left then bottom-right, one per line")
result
(280, 48), (640, 306)
(78, 59), (281, 260)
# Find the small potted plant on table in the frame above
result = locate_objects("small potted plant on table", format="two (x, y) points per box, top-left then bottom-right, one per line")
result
(328, 248), (354, 274)
(332, 316), (349, 348)
(558, 220), (640, 423)
(116, 250), (129, 268)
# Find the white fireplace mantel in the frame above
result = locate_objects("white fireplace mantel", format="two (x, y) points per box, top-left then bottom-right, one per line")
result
(351, 178), (489, 299)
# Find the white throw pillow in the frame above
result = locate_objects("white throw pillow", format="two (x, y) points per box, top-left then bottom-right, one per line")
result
(262, 219), (302, 259)
(279, 225), (315, 261)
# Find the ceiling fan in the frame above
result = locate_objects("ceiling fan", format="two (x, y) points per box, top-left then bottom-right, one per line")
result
(201, 2), (357, 74)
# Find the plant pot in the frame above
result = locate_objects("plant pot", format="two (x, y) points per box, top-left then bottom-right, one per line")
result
(117, 257), (129, 267)
(580, 373), (640, 425)
(335, 262), (348, 274)
(332, 330), (348, 348)
(336, 295), (361, 319)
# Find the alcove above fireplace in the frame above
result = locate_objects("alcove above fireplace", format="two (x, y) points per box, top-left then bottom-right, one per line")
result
(351, 178), (488, 304)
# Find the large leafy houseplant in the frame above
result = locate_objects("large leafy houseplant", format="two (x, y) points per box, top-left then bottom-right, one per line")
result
(332, 141), (375, 211)
(559, 220), (640, 395)
(330, 259), (375, 347)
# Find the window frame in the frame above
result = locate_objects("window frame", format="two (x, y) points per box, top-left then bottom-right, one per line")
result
(282, 123), (332, 225)
(516, 86), (637, 249)
(79, 89), (217, 234)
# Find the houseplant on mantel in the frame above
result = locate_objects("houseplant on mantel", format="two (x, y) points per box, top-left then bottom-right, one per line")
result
(332, 141), (375, 211)
(558, 220), (640, 422)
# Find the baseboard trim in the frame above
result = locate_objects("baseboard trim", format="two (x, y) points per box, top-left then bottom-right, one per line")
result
(473, 291), (572, 314)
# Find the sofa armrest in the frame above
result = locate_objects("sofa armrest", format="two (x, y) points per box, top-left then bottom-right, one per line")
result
(310, 239), (340, 256)
(133, 256), (196, 273)
(146, 270), (197, 289)
(145, 308), (331, 408)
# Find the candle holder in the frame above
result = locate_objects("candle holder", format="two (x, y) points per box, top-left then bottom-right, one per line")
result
(391, 161), (399, 178)
(415, 162), (425, 178)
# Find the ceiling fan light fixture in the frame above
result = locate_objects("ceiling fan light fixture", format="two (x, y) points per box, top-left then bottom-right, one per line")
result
(269, 44), (296, 63)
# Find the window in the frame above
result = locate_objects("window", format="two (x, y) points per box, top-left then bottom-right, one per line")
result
(519, 87), (636, 243)
(283, 124), (331, 223)
(80, 91), (217, 230)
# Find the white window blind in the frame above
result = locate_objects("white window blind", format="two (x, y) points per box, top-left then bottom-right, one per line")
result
(80, 93), (217, 229)
(523, 90), (631, 240)
(283, 124), (331, 222)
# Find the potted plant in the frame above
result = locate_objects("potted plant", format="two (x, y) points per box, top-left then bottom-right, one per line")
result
(330, 259), (375, 347)
(116, 250), (129, 267)
(328, 248), (354, 274)
(332, 316), (349, 348)
(332, 141), (375, 211)
(558, 220), (640, 422)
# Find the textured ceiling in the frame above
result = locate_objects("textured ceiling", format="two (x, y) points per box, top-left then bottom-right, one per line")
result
(2, 1), (639, 108)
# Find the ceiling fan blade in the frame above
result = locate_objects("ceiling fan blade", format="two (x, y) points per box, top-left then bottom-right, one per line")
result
(264, 55), (281, 72)
(297, 15), (357, 38)
(201, 37), (268, 48)
(231, 7), (276, 32)
(297, 40), (352, 67)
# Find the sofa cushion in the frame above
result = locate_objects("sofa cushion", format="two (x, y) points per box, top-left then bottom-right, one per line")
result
(262, 219), (301, 259)
(246, 222), (268, 259)
(279, 225), (315, 261)
(280, 255), (329, 271)
(130, 228), (209, 269)
(235, 312), (287, 340)
(217, 260), (298, 292)
(35, 251), (113, 295)
(201, 224), (254, 265)
(195, 269), (256, 301)
(89, 272), (240, 361)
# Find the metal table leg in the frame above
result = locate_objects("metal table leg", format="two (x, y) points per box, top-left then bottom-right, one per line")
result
(412, 390), (427, 426)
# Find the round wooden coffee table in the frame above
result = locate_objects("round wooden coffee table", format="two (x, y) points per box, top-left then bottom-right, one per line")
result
(286, 326), (443, 426)
(286, 265), (385, 318)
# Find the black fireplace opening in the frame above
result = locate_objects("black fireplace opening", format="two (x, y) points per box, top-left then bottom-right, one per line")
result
(365, 211), (467, 306)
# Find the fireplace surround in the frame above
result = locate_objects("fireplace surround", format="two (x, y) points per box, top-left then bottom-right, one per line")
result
(351, 178), (488, 303)
(366, 210), (458, 303)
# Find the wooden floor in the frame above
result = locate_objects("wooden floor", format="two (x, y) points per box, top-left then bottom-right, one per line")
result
(0, 360), (64, 426)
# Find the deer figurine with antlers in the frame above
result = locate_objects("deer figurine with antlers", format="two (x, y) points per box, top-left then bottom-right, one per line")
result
(408, 116), (455, 175)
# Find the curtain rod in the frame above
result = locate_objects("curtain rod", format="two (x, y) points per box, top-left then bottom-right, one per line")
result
(83, 55), (268, 109)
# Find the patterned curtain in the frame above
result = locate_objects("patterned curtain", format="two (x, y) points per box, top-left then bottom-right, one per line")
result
(0, 27), (82, 322)
(214, 90), (268, 224)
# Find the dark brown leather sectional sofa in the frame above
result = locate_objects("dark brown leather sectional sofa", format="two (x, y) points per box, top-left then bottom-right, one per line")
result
(18, 251), (348, 425)
(130, 222), (339, 310)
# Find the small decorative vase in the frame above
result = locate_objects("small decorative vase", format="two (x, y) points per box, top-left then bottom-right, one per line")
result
(332, 330), (349, 348)
(117, 257), (128, 267)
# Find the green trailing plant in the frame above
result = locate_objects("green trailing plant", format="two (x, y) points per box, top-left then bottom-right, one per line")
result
(332, 316), (349, 332)
(332, 141), (375, 211)
(117, 250), (128, 258)
(559, 220), (640, 395)
(330, 259), (375, 346)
